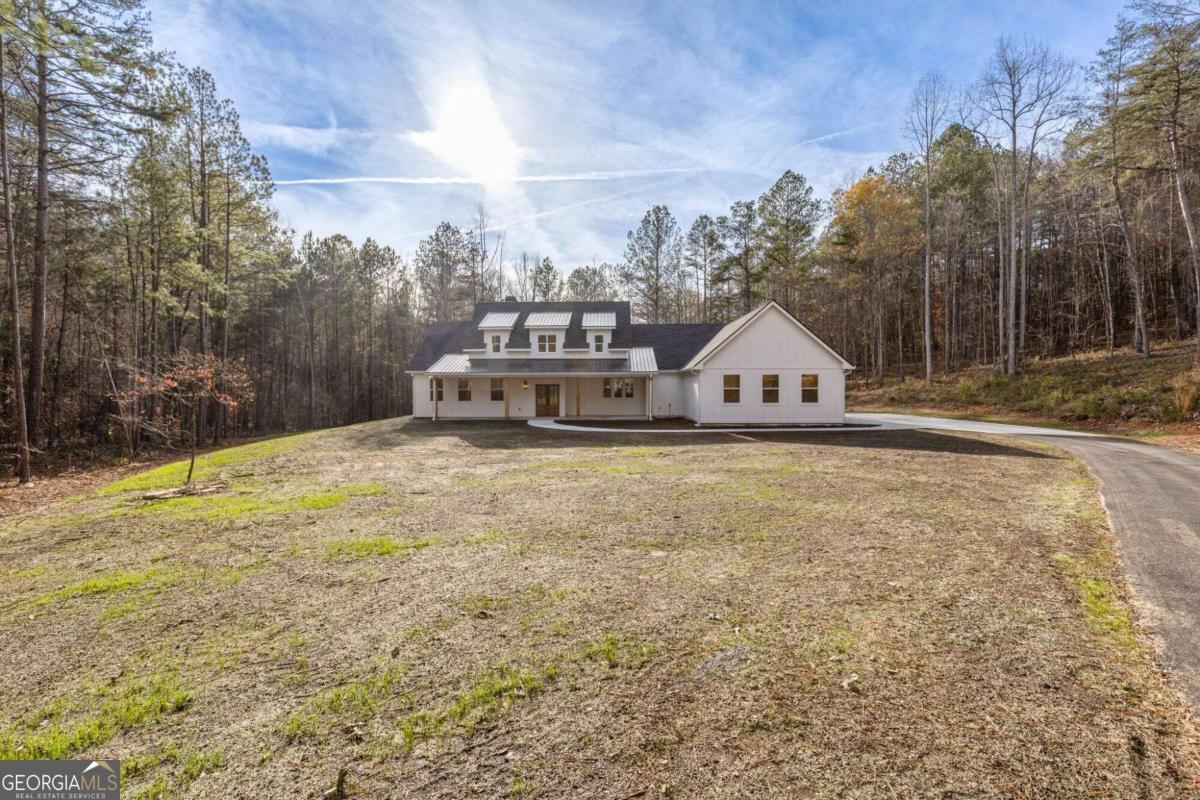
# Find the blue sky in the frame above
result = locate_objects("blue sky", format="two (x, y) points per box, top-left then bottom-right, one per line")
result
(147, 0), (1125, 268)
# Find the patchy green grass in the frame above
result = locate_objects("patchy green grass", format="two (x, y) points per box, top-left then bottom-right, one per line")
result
(582, 634), (657, 669)
(460, 593), (507, 618)
(0, 669), (191, 760)
(324, 535), (432, 560)
(1054, 553), (1136, 652)
(1040, 475), (1109, 527)
(465, 527), (507, 545)
(131, 482), (385, 522)
(282, 662), (408, 742)
(216, 558), (270, 586)
(99, 434), (314, 495)
(4, 565), (49, 580)
(32, 566), (188, 608)
(448, 666), (550, 733)
(122, 744), (223, 800)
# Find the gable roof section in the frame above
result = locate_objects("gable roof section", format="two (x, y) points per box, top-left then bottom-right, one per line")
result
(682, 301), (853, 370)
(630, 323), (725, 370)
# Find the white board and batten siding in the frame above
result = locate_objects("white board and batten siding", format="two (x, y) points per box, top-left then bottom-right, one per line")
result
(410, 300), (853, 424)
(690, 303), (848, 425)
(412, 376), (540, 419)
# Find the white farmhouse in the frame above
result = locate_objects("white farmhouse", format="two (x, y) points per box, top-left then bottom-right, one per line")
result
(407, 299), (854, 425)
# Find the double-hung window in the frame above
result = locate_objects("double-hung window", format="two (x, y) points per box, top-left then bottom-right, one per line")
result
(490, 378), (504, 402)
(801, 374), (819, 404)
(537, 334), (557, 353)
(457, 379), (471, 402)
(594, 334), (604, 353)
(603, 378), (634, 398)
(761, 374), (779, 403)
(430, 378), (443, 401)
(723, 374), (741, 403)
(490, 334), (501, 353)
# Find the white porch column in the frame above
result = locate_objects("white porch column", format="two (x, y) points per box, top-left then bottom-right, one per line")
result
(431, 377), (438, 421)
(646, 376), (654, 421)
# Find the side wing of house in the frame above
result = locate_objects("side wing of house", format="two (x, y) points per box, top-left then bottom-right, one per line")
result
(688, 303), (851, 425)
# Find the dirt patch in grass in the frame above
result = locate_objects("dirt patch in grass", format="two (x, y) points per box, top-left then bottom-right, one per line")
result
(1, 417), (1197, 798)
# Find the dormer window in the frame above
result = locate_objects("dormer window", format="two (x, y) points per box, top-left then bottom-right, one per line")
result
(491, 334), (501, 353)
(537, 334), (557, 353)
(594, 334), (604, 353)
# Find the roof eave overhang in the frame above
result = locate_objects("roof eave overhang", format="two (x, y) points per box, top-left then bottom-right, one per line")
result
(409, 370), (659, 377)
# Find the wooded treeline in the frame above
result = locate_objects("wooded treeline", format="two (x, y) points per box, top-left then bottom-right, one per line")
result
(0, 1), (428, 481)
(5, 0), (1200, 481)
(598, 3), (1200, 386)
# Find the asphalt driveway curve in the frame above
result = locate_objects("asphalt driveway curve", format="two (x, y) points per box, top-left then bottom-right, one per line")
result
(532, 412), (1200, 710)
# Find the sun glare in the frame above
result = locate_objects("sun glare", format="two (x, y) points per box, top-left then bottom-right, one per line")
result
(409, 81), (523, 184)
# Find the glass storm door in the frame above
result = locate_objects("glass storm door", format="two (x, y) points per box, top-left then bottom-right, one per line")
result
(535, 384), (559, 417)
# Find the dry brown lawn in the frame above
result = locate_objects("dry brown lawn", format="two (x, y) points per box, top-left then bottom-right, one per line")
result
(1, 418), (1197, 799)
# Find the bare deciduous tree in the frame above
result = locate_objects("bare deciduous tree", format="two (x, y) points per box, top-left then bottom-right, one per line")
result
(907, 70), (951, 381)
(967, 36), (1076, 373)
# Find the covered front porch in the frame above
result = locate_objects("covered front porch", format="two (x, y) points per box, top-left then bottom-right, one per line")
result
(425, 374), (656, 420)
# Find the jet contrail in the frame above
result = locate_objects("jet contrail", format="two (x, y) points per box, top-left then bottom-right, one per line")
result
(275, 167), (703, 186)
(486, 173), (692, 232)
(796, 122), (887, 146)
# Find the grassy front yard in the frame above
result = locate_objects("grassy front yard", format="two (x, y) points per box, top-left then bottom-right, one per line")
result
(1, 419), (1196, 798)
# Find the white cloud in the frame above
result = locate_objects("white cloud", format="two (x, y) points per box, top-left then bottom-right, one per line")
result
(242, 122), (375, 156)
(148, 0), (1127, 266)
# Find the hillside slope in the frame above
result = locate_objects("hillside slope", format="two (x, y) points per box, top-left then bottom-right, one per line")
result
(850, 342), (1200, 429)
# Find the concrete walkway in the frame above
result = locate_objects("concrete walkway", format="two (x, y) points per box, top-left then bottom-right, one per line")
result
(532, 411), (1200, 710)
(528, 417), (895, 434)
(529, 412), (1097, 436)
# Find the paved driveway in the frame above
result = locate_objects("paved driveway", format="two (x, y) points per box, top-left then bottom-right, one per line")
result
(856, 412), (1200, 711)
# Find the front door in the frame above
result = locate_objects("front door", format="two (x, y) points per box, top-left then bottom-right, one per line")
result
(535, 384), (559, 417)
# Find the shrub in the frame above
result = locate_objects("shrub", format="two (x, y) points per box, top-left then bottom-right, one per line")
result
(1170, 371), (1200, 419)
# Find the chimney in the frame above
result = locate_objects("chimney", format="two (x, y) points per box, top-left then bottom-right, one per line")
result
(504, 295), (517, 302)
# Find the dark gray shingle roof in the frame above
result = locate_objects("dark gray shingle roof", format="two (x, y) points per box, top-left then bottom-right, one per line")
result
(407, 302), (724, 372)
(471, 301), (633, 350)
(407, 321), (479, 371)
(631, 323), (726, 370)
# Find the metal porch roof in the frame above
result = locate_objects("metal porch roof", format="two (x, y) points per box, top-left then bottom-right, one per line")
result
(423, 350), (658, 375)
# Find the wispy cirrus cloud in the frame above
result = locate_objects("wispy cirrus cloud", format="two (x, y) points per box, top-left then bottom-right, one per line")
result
(241, 122), (376, 156)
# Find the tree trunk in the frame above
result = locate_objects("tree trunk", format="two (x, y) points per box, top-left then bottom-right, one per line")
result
(1007, 118), (1019, 375)
(26, 22), (50, 445)
(1168, 128), (1200, 351)
(1, 30), (31, 482)
(923, 162), (933, 381)
(1112, 175), (1149, 357)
